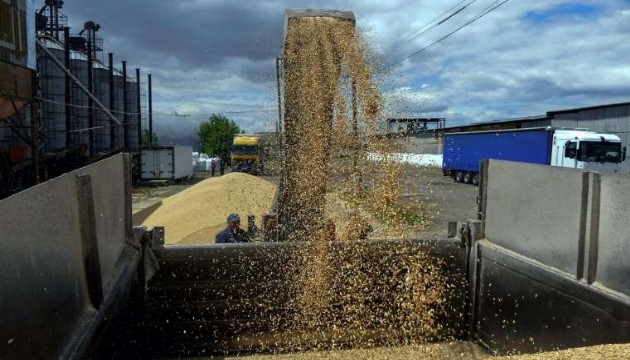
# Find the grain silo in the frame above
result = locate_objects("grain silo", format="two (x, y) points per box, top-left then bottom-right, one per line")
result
(69, 49), (90, 150)
(123, 63), (140, 151)
(38, 36), (67, 153)
(112, 66), (125, 150)
(92, 60), (111, 153)
(126, 77), (141, 151)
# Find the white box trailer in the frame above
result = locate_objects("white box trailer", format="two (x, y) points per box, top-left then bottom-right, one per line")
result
(141, 146), (193, 180)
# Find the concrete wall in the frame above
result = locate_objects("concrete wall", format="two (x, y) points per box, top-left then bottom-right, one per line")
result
(482, 160), (583, 276)
(78, 155), (128, 291)
(397, 136), (443, 154)
(0, 175), (89, 358)
(481, 159), (630, 295)
(0, 154), (131, 359)
(470, 160), (630, 354)
(597, 173), (630, 293)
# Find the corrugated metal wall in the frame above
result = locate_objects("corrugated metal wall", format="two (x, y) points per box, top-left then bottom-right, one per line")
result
(520, 119), (552, 128)
(125, 78), (140, 151)
(550, 104), (630, 173)
(39, 42), (66, 152)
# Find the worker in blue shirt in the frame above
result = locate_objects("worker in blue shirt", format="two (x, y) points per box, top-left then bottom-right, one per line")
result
(215, 213), (250, 243)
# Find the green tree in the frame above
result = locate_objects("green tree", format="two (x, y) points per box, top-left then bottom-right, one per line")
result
(142, 129), (159, 146)
(198, 114), (242, 160)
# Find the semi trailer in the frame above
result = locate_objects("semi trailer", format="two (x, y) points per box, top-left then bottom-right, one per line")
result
(442, 127), (626, 185)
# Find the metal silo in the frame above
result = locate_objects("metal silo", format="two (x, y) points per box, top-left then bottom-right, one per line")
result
(93, 61), (111, 153)
(113, 68), (125, 149)
(125, 77), (140, 151)
(69, 50), (90, 150)
(37, 36), (66, 153)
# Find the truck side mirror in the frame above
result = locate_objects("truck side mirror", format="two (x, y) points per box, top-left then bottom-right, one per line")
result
(623, 147), (627, 162)
(564, 142), (577, 159)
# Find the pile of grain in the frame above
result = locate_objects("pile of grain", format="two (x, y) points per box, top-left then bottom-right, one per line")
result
(505, 343), (630, 359)
(142, 173), (276, 244)
(228, 342), (630, 359)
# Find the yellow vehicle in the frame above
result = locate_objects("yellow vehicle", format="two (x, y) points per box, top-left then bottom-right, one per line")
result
(231, 134), (262, 175)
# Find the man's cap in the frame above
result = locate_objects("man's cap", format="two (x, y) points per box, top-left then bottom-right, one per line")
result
(227, 213), (240, 223)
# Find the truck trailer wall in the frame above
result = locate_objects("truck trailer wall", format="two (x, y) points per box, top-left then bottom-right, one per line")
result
(0, 154), (133, 359)
(141, 146), (193, 180)
(470, 159), (630, 354)
(443, 129), (551, 172)
(173, 145), (193, 180)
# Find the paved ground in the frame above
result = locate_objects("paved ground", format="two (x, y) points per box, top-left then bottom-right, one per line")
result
(399, 165), (479, 239)
(132, 172), (214, 214)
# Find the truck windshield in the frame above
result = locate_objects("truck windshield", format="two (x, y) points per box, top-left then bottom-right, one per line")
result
(232, 145), (257, 155)
(578, 141), (622, 163)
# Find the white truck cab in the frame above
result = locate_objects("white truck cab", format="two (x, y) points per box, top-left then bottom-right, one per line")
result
(551, 129), (626, 173)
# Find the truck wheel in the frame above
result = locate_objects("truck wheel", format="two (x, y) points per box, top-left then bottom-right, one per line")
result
(454, 171), (464, 183)
(463, 171), (472, 184)
(472, 173), (480, 186)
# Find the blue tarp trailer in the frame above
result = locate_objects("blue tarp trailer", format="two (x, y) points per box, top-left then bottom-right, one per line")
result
(442, 128), (553, 184)
(443, 126), (624, 184)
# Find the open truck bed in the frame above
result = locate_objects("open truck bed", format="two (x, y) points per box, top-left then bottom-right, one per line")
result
(1, 155), (629, 359)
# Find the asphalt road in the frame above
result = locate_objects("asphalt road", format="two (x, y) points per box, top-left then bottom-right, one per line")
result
(399, 165), (479, 239)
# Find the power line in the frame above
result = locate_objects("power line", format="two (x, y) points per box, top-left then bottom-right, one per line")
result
(385, 0), (475, 53)
(387, 0), (511, 68)
(223, 106), (276, 114)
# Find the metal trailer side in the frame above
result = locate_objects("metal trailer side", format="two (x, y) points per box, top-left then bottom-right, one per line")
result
(140, 146), (193, 181)
(2, 156), (629, 359)
(442, 127), (552, 174)
(172, 145), (193, 180)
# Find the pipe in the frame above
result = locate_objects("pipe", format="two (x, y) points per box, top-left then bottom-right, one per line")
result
(136, 68), (141, 148)
(35, 39), (121, 127)
(108, 52), (115, 149)
(87, 40), (94, 154)
(31, 73), (40, 184)
(122, 61), (128, 150)
(64, 26), (72, 147)
(148, 73), (153, 147)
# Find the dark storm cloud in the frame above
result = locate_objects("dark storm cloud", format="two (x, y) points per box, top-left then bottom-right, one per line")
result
(52, 0), (630, 138)
(61, 1), (284, 71)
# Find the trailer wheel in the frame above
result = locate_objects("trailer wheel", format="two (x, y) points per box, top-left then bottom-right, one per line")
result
(472, 172), (480, 186)
(463, 171), (472, 184)
(454, 171), (464, 183)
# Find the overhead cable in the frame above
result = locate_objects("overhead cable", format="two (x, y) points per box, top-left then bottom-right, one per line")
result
(387, 0), (511, 68)
(385, 0), (476, 53)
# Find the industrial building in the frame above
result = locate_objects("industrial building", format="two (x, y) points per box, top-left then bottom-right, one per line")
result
(0, 0), (149, 198)
(402, 102), (630, 174)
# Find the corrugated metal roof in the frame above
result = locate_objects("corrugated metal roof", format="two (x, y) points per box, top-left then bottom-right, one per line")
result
(69, 51), (88, 61)
(441, 114), (549, 130)
(547, 101), (630, 115)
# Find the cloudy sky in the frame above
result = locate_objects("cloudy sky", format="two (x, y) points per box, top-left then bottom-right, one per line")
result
(58, 0), (630, 145)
